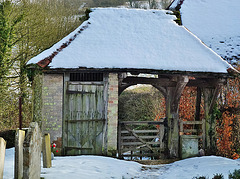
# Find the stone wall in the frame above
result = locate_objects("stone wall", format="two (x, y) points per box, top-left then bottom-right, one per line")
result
(42, 73), (63, 150)
(107, 73), (119, 156)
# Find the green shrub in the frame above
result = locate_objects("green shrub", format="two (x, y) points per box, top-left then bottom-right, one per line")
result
(0, 130), (16, 148)
(118, 86), (164, 128)
(229, 169), (240, 179)
(213, 173), (224, 179)
(192, 176), (208, 179)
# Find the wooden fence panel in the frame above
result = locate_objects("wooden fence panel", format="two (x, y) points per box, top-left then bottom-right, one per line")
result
(118, 119), (168, 159)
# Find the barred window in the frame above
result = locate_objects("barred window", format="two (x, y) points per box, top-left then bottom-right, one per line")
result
(69, 73), (103, 82)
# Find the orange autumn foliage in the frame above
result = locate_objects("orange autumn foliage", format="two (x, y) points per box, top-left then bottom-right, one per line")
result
(152, 65), (240, 159)
(216, 111), (234, 157)
(217, 65), (240, 159)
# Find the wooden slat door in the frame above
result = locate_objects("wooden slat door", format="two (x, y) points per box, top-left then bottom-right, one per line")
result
(64, 82), (106, 155)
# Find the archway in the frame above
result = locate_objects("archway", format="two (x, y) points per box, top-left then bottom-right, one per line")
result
(118, 84), (167, 160)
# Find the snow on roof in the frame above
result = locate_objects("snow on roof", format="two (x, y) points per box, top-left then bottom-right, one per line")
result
(180, 0), (240, 65)
(27, 8), (233, 73)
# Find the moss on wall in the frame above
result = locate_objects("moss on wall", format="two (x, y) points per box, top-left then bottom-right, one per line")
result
(32, 73), (43, 125)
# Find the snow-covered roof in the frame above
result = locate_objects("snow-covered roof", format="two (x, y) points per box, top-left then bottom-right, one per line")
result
(27, 8), (234, 74)
(180, 0), (240, 65)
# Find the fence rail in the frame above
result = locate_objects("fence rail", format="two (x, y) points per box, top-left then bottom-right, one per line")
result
(180, 119), (205, 149)
(118, 119), (168, 160)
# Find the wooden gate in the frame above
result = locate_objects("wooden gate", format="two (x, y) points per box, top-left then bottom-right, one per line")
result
(118, 118), (168, 159)
(63, 81), (106, 155)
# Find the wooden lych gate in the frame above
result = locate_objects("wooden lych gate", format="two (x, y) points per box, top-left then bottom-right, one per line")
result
(118, 118), (168, 159)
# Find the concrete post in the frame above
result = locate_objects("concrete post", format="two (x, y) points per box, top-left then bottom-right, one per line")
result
(14, 130), (26, 179)
(42, 133), (52, 168)
(0, 137), (6, 179)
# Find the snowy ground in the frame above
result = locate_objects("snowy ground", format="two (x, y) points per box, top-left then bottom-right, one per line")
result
(3, 148), (240, 179)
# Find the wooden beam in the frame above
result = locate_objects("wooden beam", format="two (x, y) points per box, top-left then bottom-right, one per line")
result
(118, 83), (135, 95)
(119, 120), (166, 125)
(122, 76), (176, 87)
(122, 76), (221, 88)
(152, 84), (167, 98)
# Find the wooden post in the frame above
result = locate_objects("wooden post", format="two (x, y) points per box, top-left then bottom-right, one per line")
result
(203, 85), (220, 154)
(195, 87), (202, 121)
(0, 137), (6, 179)
(42, 133), (52, 168)
(166, 76), (189, 158)
(202, 119), (206, 150)
(19, 96), (22, 130)
(15, 130), (25, 179)
(117, 122), (122, 159)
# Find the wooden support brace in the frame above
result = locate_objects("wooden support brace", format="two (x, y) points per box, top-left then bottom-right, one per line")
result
(208, 85), (221, 115)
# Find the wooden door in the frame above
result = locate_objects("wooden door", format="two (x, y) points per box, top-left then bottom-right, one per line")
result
(64, 81), (106, 155)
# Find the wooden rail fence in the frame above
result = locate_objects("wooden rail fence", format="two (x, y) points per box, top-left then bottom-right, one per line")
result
(118, 119), (168, 159)
(180, 119), (205, 149)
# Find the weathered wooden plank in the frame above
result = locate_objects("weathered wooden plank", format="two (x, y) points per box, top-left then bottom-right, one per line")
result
(64, 79), (106, 155)
(182, 121), (203, 125)
(202, 119), (206, 149)
(122, 76), (176, 87)
(121, 136), (160, 140)
(67, 90), (95, 94)
(183, 129), (203, 133)
(68, 81), (104, 86)
(120, 121), (165, 125)
(122, 142), (161, 146)
(121, 130), (160, 134)
(195, 87), (202, 121)
(65, 119), (105, 123)
(124, 126), (154, 151)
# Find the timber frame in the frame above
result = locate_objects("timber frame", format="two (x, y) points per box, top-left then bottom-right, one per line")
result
(36, 68), (229, 158)
(117, 70), (227, 158)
